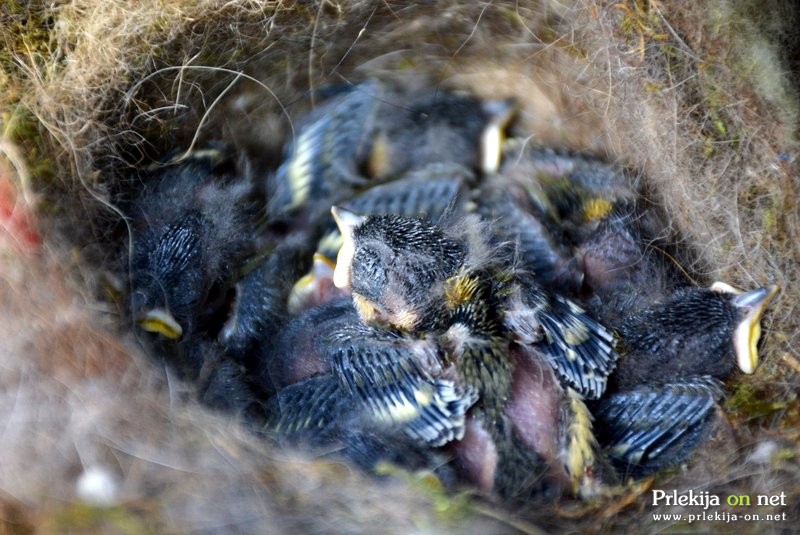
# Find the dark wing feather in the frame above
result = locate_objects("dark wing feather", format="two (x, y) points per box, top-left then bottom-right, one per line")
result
(327, 327), (477, 446)
(593, 376), (723, 474)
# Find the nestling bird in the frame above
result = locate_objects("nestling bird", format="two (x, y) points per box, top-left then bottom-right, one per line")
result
(498, 139), (637, 245)
(330, 207), (619, 498)
(572, 194), (780, 475)
(592, 282), (779, 474)
(262, 296), (476, 457)
(574, 199), (690, 326)
(220, 234), (315, 361)
(268, 79), (514, 221)
(611, 282), (780, 387)
(125, 147), (258, 342)
(268, 81), (382, 220)
(287, 163), (474, 314)
(363, 86), (515, 180)
(264, 373), (455, 475)
(592, 376), (725, 476)
(473, 171), (583, 295)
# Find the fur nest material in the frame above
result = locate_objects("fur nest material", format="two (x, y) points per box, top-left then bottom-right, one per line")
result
(1, 1), (798, 533)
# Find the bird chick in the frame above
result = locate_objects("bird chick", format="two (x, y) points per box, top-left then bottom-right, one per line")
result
(269, 81), (382, 220)
(331, 208), (619, 498)
(473, 173), (583, 295)
(269, 79), (514, 222)
(575, 200), (691, 327)
(593, 376), (725, 476)
(612, 282), (779, 387)
(287, 163), (473, 314)
(365, 87), (515, 180)
(263, 296), (476, 451)
(331, 207), (470, 332)
(331, 207), (618, 399)
(499, 139), (638, 244)
(125, 147), (258, 342)
(592, 282), (778, 474)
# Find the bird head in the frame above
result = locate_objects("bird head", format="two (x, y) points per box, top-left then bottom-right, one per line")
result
(365, 90), (516, 180)
(331, 206), (466, 332)
(130, 216), (207, 340)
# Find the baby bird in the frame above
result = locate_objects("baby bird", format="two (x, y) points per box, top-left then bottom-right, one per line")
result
(262, 296), (476, 454)
(220, 235), (315, 361)
(592, 282), (779, 474)
(125, 147), (258, 342)
(575, 200), (690, 326)
(287, 163), (473, 314)
(612, 282), (780, 386)
(332, 207), (618, 399)
(264, 373), (454, 475)
(473, 172), (583, 295)
(573, 194), (781, 475)
(498, 139), (637, 245)
(268, 79), (514, 221)
(573, 192), (779, 381)
(331, 207), (619, 498)
(269, 81), (382, 220)
(364, 86), (515, 180)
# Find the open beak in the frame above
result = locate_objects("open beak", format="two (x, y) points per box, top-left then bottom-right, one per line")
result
(287, 253), (339, 314)
(712, 282), (779, 374)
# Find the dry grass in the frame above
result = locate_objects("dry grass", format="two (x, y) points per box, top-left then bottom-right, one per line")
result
(1, 0), (798, 532)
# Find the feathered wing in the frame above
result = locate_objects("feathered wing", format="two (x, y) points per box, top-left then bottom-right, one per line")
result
(327, 325), (477, 447)
(264, 374), (352, 446)
(506, 275), (618, 400)
(592, 376), (724, 474)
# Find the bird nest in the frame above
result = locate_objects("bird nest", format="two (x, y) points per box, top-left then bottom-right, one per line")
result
(1, 1), (798, 533)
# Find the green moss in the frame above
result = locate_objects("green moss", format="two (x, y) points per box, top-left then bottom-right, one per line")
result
(2, 105), (57, 188)
(762, 206), (779, 235)
(643, 81), (665, 93)
(374, 464), (476, 526)
(41, 502), (162, 535)
(725, 382), (790, 420)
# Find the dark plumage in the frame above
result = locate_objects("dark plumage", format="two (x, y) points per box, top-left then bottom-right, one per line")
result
(364, 88), (515, 180)
(568, 186), (780, 475)
(331, 209), (619, 498)
(269, 81), (382, 219)
(332, 208), (467, 332)
(262, 297), (475, 461)
(326, 321), (477, 447)
(220, 235), (314, 359)
(264, 374), (454, 475)
(125, 147), (258, 341)
(499, 140), (637, 244)
(268, 80), (514, 222)
(593, 377), (724, 475)
(287, 164), (473, 314)
(612, 284), (779, 388)
(575, 200), (689, 327)
(592, 283), (778, 474)
(474, 177), (583, 293)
